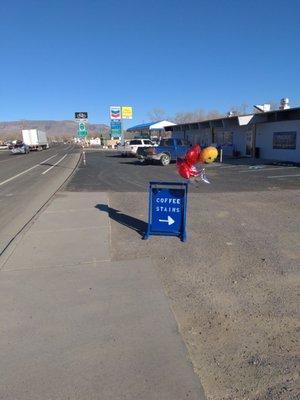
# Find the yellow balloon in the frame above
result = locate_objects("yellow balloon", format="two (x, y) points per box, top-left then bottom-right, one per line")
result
(201, 146), (218, 163)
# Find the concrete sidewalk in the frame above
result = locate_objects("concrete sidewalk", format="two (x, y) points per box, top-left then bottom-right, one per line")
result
(0, 192), (205, 399)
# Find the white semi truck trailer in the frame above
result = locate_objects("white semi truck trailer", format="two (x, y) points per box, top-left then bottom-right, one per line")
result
(22, 129), (49, 151)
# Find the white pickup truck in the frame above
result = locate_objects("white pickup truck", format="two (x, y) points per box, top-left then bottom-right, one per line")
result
(118, 139), (157, 157)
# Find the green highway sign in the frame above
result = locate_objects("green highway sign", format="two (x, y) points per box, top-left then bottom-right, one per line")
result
(79, 122), (86, 131)
(78, 130), (87, 137)
(77, 121), (88, 138)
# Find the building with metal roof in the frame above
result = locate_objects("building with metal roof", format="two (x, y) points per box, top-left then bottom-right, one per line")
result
(165, 107), (300, 163)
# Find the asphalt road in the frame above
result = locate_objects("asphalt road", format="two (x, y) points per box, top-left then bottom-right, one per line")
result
(66, 150), (300, 193)
(0, 144), (80, 253)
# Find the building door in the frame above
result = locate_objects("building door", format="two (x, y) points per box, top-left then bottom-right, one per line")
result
(245, 130), (253, 156)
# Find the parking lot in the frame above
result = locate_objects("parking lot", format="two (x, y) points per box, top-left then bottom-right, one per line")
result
(67, 150), (300, 193)
(66, 150), (300, 400)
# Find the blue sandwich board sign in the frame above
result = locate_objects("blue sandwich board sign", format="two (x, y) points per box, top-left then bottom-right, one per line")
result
(144, 182), (188, 242)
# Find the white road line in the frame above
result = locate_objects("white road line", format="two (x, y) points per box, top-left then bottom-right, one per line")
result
(0, 154), (58, 187)
(239, 167), (298, 173)
(267, 174), (300, 179)
(41, 154), (68, 175)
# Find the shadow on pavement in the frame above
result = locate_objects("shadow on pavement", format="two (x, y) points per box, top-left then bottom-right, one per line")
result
(118, 160), (175, 167)
(105, 154), (129, 158)
(118, 160), (154, 166)
(95, 204), (147, 238)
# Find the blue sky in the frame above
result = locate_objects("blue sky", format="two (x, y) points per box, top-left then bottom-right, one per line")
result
(1, 0), (300, 126)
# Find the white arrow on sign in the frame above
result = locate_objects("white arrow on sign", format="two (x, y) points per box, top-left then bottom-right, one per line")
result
(159, 216), (175, 226)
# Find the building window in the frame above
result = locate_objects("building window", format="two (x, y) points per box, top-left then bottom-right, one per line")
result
(273, 132), (297, 149)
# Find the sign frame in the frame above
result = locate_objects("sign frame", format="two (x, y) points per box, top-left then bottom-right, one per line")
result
(144, 181), (188, 242)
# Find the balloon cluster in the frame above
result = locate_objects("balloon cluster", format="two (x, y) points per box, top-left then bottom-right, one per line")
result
(176, 145), (218, 183)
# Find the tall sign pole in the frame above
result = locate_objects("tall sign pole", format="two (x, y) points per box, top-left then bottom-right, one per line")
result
(109, 106), (133, 145)
(75, 112), (88, 166)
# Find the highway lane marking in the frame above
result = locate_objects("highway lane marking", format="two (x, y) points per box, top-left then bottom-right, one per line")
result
(0, 154), (58, 187)
(41, 154), (68, 175)
(267, 174), (300, 179)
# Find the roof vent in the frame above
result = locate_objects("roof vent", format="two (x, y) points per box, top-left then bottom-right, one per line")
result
(227, 111), (237, 117)
(279, 98), (290, 110)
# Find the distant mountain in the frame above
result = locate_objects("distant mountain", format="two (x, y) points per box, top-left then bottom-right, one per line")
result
(0, 120), (110, 139)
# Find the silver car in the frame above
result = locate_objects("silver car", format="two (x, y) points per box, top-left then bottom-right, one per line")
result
(10, 141), (30, 154)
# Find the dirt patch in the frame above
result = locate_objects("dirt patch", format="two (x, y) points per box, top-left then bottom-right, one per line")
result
(107, 189), (300, 400)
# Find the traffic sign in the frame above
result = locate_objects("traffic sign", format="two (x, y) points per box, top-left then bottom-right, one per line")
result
(77, 130), (88, 138)
(79, 122), (86, 131)
(77, 121), (88, 138)
(75, 112), (88, 120)
(144, 182), (188, 241)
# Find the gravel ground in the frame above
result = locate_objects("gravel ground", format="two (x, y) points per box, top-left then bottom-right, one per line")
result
(66, 152), (300, 399)
(106, 189), (300, 400)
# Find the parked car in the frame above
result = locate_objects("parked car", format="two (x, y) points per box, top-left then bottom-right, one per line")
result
(9, 141), (30, 154)
(137, 138), (190, 165)
(119, 139), (157, 157)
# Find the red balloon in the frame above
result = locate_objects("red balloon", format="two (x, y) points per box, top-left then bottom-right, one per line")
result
(185, 145), (201, 166)
(177, 160), (191, 179)
(189, 165), (201, 177)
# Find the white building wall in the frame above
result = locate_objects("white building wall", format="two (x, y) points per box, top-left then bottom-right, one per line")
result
(186, 128), (211, 146)
(232, 127), (248, 156)
(172, 126), (244, 154)
(256, 120), (300, 162)
(213, 128), (234, 156)
(90, 138), (101, 145)
(171, 128), (212, 146)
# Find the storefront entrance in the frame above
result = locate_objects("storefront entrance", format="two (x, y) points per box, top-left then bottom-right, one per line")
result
(245, 130), (253, 156)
